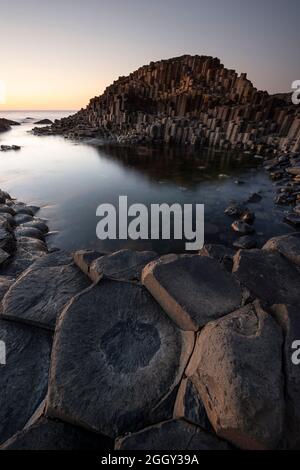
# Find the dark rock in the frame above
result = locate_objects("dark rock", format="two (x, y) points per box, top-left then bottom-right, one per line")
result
(0, 204), (15, 216)
(142, 254), (243, 331)
(115, 419), (231, 450)
(15, 226), (45, 241)
(186, 301), (284, 450)
(271, 304), (300, 449)
(0, 248), (10, 266)
(0, 276), (14, 301)
(262, 232), (300, 267)
(2, 263), (91, 330)
(26, 205), (40, 215)
(89, 249), (158, 282)
(247, 192), (262, 203)
(0, 227), (16, 254)
(233, 235), (257, 249)
(34, 119), (54, 125)
(20, 220), (49, 234)
(46, 281), (194, 438)
(284, 213), (300, 227)
(14, 213), (34, 225)
(231, 220), (255, 235)
(14, 206), (34, 216)
(0, 320), (52, 445)
(232, 249), (300, 306)
(224, 202), (245, 217)
(198, 243), (235, 271)
(241, 210), (255, 224)
(0, 237), (47, 277)
(0, 416), (112, 450)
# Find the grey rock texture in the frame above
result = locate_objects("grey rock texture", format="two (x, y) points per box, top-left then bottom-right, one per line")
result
(142, 254), (243, 331)
(2, 262), (91, 330)
(186, 301), (284, 450)
(89, 249), (158, 282)
(233, 249), (300, 306)
(0, 319), (52, 445)
(73, 249), (104, 276)
(0, 237), (48, 277)
(0, 416), (112, 450)
(262, 232), (300, 267)
(115, 419), (231, 450)
(271, 304), (300, 449)
(46, 280), (194, 438)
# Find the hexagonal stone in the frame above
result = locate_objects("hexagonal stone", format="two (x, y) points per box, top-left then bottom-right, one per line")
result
(263, 232), (300, 267)
(46, 281), (194, 438)
(0, 417), (112, 450)
(271, 304), (300, 449)
(142, 255), (244, 331)
(2, 263), (91, 330)
(186, 302), (284, 450)
(115, 419), (231, 450)
(89, 249), (158, 282)
(0, 320), (52, 445)
(233, 249), (300, 306)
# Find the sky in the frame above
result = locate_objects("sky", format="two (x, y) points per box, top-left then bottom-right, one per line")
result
(0, 0), (299, 110)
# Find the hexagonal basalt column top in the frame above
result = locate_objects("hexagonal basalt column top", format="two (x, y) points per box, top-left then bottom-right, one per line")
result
(46, 280), (194, 438)
(142, 254), (244, 331)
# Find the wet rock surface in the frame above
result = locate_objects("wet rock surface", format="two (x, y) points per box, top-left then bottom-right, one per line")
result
(0, 319), (52, 445)
(142, 254), (243, 330)
(186, 301), (284, 450)
(46, 280), (194, 438)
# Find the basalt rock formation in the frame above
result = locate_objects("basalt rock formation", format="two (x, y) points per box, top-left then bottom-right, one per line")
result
(33, 55), (300, 153)
(0, 188), (300, 450)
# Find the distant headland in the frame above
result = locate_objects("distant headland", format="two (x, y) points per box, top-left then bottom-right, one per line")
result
(33, 55), (300, 154)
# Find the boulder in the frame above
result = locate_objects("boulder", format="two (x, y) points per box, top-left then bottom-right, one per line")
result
(15, 226), (45, 241)
(247, 192), (262, 203)
(186, 301), (284, 450)
(89, 249), (158, 282)
(0, 213), (15, 228)
(262, 232), (300, 267)
(34, 119), (53, 125)
(14, 214), (34, 225)
(199, 243), (235, 272)
(233, 235), (257, 250)
(46, 280), (194, 438)
(14, 206), (34, 216)
(284, 213), (300, 227)
(21, 220), (49, 234)
(142, 255), (243, 331)
(232, 249), (300, 306)
(0, 320), (52, 445)
(0, 248), (10, 266)
(224, 202), (245, 217)
(0, 204), (15, 216)
(271, 304), (300, 449)
(2, 263), (91, 330)
(231, 220), (255, 235)
(115, 419), (231, 450)
(0, 416), (112, 450)
(0, 227), (16, 254)
(0, 276), (14, 301)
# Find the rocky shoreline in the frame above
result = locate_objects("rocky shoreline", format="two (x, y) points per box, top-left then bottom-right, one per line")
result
(0, 187), (300, 450)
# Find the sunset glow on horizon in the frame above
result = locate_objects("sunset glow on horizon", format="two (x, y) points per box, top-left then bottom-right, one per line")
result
(1, 0), (299, 111)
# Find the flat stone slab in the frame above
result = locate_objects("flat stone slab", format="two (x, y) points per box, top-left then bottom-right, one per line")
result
(233, 249), (300, 306)
(186, 302), (284, 450)
(46, 280), (194, 438)
(73, 249), (105, 276)
(271, 304), (300, 449)
(0, 416), (112, 450)
(2, 263), (91, 330)
(0, 320), (52, 445)
(142, 254), (244, 331)
(263, 232), (300, 267)
(115, 419), (231, 450)
(89, 249), (158, 282)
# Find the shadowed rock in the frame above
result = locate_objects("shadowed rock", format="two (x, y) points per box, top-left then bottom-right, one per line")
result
(0, 237), (48, 277)
(0, 227), (16, 254)
(2, 263), (91, 330)
(0, 320), (52, 445)
(199, 243), (235, 271)
(14, 214), (34, 225)
(0, 416), (112, 450)
(21, 220), (49, 234)
(142, 254), (243, 331)
(263, 232), (300, 267)
(186, 301), (284, 450)
(46, 280), (194, 437)
(271, 304), (300, 449)
(174, 377), (212, 432)
(0, 248), (10, 266)
(0, 204), (16, 216)
(89, 249), (158, 282)
(115, 419), (231, 450)
(233, 235), (257, 249)
(0, 276), (14, 301)
(233, 249), (300, 306)
(15, 226), (45, 241)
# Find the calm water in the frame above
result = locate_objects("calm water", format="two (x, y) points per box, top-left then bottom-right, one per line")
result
(0, 111), (293, 253)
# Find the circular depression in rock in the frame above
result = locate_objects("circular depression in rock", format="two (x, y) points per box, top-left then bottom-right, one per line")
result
(100, 320), (161, 373)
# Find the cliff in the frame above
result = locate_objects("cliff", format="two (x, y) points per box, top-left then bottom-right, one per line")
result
(33, 55), (300, 153)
